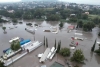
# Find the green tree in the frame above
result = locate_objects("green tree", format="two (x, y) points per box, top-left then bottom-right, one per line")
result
(98, 32), (100, 36)
(2, 27), (6, 32)
(0, 61), (5, 67)
(11, 41), (21, 51)
(91, 39), (97, 52)
(54, 39), (56, 49)
(83, 22), (95, 31)
(95, 44), (100, 55)
(74, 65), (79, 67)
(71, 49), (85, 63)
(12, 18), (17, 23)
(46, 14), (60, 21)
(61, 4), (65, 10)
(23, 12), (33, 20)
(14, 10), (23, 18)
(69, 17), (77, 22)
(19, 22), (23, 24)
(93, 17), (100, 24)
(59, 22), (63, 28)
(44, 36), (45, 46)
(59, 48), (70, 57)
(77, 20), (83, 28)
(34, 9), (45, 19)
(26, 23), (32, 26)
(56, 40), (61, 53)
(99, 24), (100, 28)
(60, 10), (68, 19)
(46, 38), (48, 48)
(82, 14), (88, 19)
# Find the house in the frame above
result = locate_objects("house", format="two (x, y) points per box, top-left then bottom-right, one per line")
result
(70, 14), (76, 17)
(7, 10), (14, 13)
(85, 12), (89, 15)
(68, 25), (75, 30)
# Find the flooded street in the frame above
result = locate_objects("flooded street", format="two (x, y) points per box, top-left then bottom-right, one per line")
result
(0, 18), (100, 67)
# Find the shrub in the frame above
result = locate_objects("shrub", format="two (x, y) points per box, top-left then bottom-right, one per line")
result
(59, 48), (70, 57)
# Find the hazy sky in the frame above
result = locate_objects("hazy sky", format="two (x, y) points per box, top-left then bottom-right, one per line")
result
(0, 0), (21, 2)
(60, 0), (100, 5)
(0, 0), (99, 5)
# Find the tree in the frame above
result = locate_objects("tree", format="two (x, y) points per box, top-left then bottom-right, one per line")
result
(11, 41), (21, 51)
(56, 40), (61, 53)
(54, 39), (56, 49)
(46, 38), (48, 48)
(12, 18), (17, 23)
(60, 9), (69, 19)
(59, 22), (63, 28)
(26, 23), (32, 26)
(93, 17), (100, 24)
(2, 27), (6, 32)
(61, 4), (65, 10)
(44, 36), (45, 46)
(98, 32), (100, 36)
(0, 61), (5, 67)
(91, 39), (97, 52)
(34, 9), (45, 19)
(95, 44), (100, 55)
(99, 24), (100, 28)
(69, 17), (77, 22)
(59, 48), (70, 57)
(83, 22), (95, 31)
(14, 10), (23, 18)
(71, 49), (85, 63)
(19, 22), (23, 24)
(23, 12), (33, 20)
(46, 14), (60, 21)
(82, 14), (88, 19)
(77, 20), (83, 28)
(74, 65), (79, 67)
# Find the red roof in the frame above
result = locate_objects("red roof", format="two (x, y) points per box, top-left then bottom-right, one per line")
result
(68, 25), (75, 29)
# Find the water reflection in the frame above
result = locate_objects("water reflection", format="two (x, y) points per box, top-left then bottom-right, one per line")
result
(47, 21), (59, 26)
(95, 54), (100, 64)
(82, 32), (93, 40)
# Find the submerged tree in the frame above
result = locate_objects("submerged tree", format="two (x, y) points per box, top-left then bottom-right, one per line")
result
(98, 32), (100, 36)
(95, 44), (100, 55)
(59, 22), (63, 28)
(83, 22), (95, 31)
(91, 39), (97, 52)
(12, 18), (18, 23)
(46, 38), (48, 48)
(2, 27), (6, 32)
(44, 36), (45, 46)
(74, 65), (79, 67)
(0, 61), (5, 67)
(56, 40), (61, 53)
(77, 20), (83, 28)
(54, 39), (56, 49)
(11, 41), (21, 51)
(71, 49), (85, 63)
(59, 48), (71, 57)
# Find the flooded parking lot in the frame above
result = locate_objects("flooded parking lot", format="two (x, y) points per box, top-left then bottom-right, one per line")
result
(0, 19), (100, 67)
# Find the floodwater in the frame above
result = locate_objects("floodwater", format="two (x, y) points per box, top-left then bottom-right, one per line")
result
(0, 17), (100, 67)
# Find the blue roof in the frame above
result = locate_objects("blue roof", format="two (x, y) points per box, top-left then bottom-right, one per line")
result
(3, 48), (10, 53)
(20, 38), (24, 42)
(20, 39), (31, 45)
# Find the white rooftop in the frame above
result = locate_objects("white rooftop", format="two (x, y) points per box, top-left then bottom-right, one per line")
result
(40, 48), (50, 62)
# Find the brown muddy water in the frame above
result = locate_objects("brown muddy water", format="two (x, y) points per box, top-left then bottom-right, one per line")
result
(0, 19), (100, 67)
